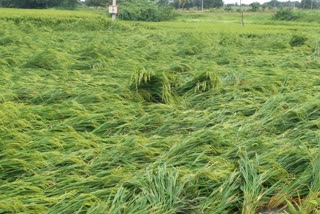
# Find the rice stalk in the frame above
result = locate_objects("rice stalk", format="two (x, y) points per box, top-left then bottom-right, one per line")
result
(180, 71), (222, 93)
(130, 69), (175, 104)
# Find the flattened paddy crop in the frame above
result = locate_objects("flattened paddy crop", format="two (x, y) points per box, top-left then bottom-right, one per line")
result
(0, 9), (320, 213)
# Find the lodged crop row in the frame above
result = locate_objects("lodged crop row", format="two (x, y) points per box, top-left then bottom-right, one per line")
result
(1, 9), (320, 214)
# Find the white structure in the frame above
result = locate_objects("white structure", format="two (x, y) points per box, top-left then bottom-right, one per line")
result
(109, 0), (118, 21)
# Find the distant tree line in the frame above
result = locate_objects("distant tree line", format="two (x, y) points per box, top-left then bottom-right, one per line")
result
(262, 0), (320, 10)
(0, 0), (78, 8)
(84, 0), (110, 7)
(1, 0), (319, 10)
(300, 0), (320, 9)
(171, 0), (224, 9)
(226, 0), (320, 10)
(169, 0), (320, 10)
(83, 0), (223, 10)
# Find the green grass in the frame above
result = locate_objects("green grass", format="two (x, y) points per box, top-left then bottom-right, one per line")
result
(1, 8), (320, 213)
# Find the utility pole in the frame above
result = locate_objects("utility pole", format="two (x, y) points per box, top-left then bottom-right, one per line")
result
(240, 0), (244, 26)
(112, 0), (117, 21)
(109, 0), (118, 21)
(201, 0), (203, 11)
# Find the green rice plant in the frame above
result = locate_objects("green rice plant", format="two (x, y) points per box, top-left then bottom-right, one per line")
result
(180, 71), (222, 93)
(310, 155), (320, 194)
(0, 34), (22, 46)
(106, 186), (148, 214)
(175, 33), (214, 58)
(1, 8), (320, 214)
(170, 62), (193, 73)
(273, 8), (301, 21)
(222, 70), (244, 86)
(311, 40), (320, 60)
(139, 165), (188, 213)
(238, 149), (276, 214)
(106, 165), (188, 213)
(285, 196), (308, 214)
(266, 146), (312, 210)
(0, 9), (112, 31)
(199, 171), (240, 213)
(130, 69), (175, 104)
(290, 34), (308, 47)
(218, 33), (243, 47)
(24, 49), (72, 70)
(288, 152), (320, 214)
(72, 43), (112, 70)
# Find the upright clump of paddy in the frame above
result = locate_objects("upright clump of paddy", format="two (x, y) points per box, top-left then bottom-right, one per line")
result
(289, 34), (308, 47)
(130, 69), (174, 104)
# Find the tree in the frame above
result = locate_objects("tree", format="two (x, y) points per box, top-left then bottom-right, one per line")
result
(213, 0), (223, 8)
(85, 0), (109, 7)
(203, 0), (223, 8)
(157, 0), (170, 5)
(172, 0), (223, 9)
(263, 0), (301, 8)
(249, 2), (260, 11)
(179, 0), (191, 9)
(118, 0), (176, 21)
(263, 0), (280, 8)
(300, 0), (320, 8)
(0, 0), (78, 8)
(63, 0), (78, 8)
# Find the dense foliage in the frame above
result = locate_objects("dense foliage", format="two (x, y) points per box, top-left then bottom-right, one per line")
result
(1, 9), (320, 214)
(249, 2), (261, 11)
(261, 0), (299, 8)
(85, 0), (110, 7)
(273, 8), (300, 20)
(118, 0), (176, 21)
(262, 0), (320, 9)
(300, 0), (320, 9)
(172, 0), (223, 10)
(0, 0), (78, 8)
